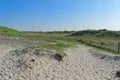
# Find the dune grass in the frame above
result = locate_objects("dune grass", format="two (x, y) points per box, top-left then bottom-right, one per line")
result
(69, 29), (120, 54)
(26, 30), (120, 54)
(0, 26), (26, 37)
(0, 26), (77, 53)
(26, 32), (78, 53)
(0, 26), (120, 54)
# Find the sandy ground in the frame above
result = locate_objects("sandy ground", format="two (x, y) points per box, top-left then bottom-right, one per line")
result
(0, 37), (120, 80)
(0, 37), (50, 63)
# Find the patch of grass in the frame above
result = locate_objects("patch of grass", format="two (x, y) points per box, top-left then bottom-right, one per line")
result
(69, 31), (120, 54)
(27, 39), (77, 54)
(25, 32), (78, 57)
(78, 39), (118, 54)
(0, 26), (27, 37)
(70, 29), (120, 38)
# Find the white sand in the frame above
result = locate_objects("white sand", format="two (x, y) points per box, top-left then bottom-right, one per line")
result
(0, 44), (120, 80)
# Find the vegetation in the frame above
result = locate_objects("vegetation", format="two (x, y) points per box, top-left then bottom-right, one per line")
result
(0, 26), (26, 37)
(70, 29), (120, 53)
(70, 29), (120, 38)
(24, 29), (120, 54)
(0, 26), (76, 54)
(0, 25), (120, 54)
(26, 32), (78, 54)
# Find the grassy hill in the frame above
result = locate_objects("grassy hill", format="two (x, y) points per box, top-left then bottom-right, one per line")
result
(0, 26), (25, 37)
(68, 29), (120, 53)
(70, 29), (120, 38)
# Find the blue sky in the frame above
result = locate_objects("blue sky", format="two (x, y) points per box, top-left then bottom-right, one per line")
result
(0, 0), (120, 31)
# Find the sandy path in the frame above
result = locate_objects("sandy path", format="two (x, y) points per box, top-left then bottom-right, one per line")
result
(0, 44), (120, 80)
(64, 45), (119, 80)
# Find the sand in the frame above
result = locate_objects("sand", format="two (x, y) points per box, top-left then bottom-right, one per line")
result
(0, 37), (120, 80)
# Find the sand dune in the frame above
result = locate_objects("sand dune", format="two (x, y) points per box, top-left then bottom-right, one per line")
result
(0, 37), (120, 80)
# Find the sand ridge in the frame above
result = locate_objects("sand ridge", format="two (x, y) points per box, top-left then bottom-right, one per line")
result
(0, 42), (120, 80)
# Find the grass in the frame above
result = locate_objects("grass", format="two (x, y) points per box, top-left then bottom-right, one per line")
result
(0, 25), (120, 54)
(24, 32), (79, 56)
(69, 30), (120, 54)
(24, 31), (120, 54)
(0, 26), (27, 37)
(0, 26), (77, 54)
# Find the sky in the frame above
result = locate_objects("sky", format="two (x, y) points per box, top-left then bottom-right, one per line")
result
(0, 0), (120, 31)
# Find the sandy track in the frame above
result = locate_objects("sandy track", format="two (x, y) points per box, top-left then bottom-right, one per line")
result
(0, 43), (120, 80)
(65, 46), (120, 80)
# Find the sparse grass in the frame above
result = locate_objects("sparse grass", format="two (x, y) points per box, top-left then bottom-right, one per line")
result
(27, 38), (77, 55)
(24, 32), (78, 56)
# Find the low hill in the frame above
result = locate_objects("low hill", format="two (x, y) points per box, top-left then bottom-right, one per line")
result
(70, 29), (120, 38)
(0, 26), (25, 37)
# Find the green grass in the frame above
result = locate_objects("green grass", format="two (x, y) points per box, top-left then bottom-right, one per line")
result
(25, 31), (120, 54)
(0, 25), (119, 54)
(26, 31), (120, 54)
(25, 32), (78, 54)
(69, 30), (120, 54)
(70, 29), (120, 38)
(0, 26), (77, 53)
(0, 26), (27, 37)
